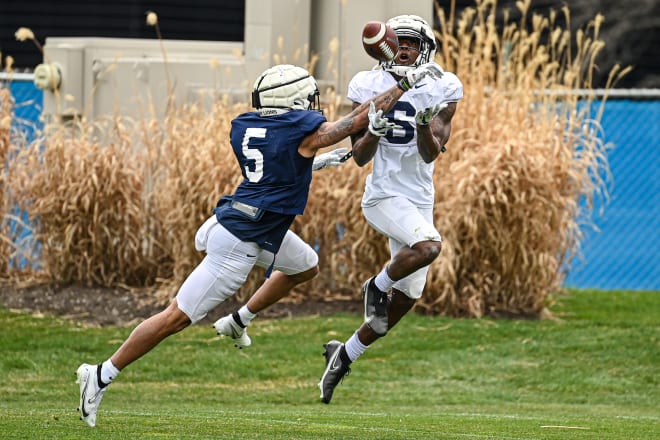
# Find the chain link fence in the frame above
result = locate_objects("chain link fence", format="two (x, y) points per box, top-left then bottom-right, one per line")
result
(563, 92), (659, 290)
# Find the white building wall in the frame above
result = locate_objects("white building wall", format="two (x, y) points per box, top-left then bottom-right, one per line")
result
(39, 0), (433, 121)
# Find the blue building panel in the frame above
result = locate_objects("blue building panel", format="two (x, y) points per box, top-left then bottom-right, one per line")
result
(6, 80), (43, 144)
(564, 100), (659, 290)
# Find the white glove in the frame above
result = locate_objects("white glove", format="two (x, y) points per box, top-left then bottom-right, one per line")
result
(398, 62), (444, 91)
(312, 147), (349, 171)
(414, 103), (449, 125)
(368, 101), (400, 137)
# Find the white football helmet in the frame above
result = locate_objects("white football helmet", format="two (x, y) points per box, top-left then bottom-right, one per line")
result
(381, 15), (437, 77)
(251, 64), (321, 112)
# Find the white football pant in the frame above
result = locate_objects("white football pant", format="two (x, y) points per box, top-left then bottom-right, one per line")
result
(176, 216), (318, 323)
(362, 196), (441, 299)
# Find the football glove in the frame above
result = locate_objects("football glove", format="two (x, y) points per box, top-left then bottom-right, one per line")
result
(368, 101), (400, 137)
(398, 63), (444, 91)
(312, 147), (349, 171)
(414, 103), (448, 125)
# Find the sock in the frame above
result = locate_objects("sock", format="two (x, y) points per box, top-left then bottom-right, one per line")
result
(100, 359), (120, 385)
(237, 305), (257, 327)
(374, 266), (395, 292)
(344, 331), (369, 362)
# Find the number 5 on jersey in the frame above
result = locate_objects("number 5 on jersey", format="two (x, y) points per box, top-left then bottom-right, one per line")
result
(242, 127), (266, 182)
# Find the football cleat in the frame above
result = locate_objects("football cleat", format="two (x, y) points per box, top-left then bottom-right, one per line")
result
(318, 340), (351, 404)
(362, 277), (389, 336)
(213, 314), (252, 348)
(76, 363), (108, 427)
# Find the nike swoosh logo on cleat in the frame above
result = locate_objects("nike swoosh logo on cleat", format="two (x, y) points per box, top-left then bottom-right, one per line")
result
(329, 353), (341, 370)
(230, 327), (242, 338)
(80, 380), (90, 418)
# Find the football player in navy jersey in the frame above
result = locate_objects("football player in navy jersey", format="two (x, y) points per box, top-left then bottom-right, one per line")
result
(318, 15), (464, 404)
(75, 63), (442, 426)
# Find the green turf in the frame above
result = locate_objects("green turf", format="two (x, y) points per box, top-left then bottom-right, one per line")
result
(1, 289), (658, 439)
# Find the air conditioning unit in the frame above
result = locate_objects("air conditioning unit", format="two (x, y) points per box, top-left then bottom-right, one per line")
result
(36, 37), (247, 123)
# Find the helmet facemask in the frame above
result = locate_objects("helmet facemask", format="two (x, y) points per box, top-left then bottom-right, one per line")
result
(381, 15), (437, 77)
(252, 64), (322, 113)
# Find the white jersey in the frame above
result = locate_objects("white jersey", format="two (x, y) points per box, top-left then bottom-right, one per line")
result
(347, 67), (463, 208)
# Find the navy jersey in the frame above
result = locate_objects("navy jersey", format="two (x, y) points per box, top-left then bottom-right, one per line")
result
(214, 109), (326, 254)
(230, 110), (325, 214)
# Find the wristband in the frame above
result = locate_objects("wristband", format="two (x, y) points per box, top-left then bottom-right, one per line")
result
(397, 78), (411, 91)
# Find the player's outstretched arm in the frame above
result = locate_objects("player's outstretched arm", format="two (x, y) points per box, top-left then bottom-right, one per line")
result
(299, 85), (404, 156)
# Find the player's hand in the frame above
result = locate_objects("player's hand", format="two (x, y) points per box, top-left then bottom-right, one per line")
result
(312, 147), (349, 171)
(415, 103), (448, 125)
(398, 63), (444, 91)
(368, 101), (400, 137)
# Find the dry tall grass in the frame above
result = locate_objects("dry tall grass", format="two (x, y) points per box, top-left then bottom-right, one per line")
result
(423, 0), (626, 316)
(1, 1), (626, 316)
(0, 83), (11, 277)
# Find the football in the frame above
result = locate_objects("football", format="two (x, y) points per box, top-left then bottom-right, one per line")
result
(361, 21), (399, 62)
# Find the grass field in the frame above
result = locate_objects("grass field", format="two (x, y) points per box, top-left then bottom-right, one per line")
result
(1, 289), (658, 439)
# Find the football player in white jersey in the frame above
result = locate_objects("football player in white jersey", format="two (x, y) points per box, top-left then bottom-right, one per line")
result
(319, 14), (464, 404)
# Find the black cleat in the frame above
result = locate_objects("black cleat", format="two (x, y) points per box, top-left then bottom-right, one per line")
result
(362, 277), (389, 336)
(318, 340), (351, 404)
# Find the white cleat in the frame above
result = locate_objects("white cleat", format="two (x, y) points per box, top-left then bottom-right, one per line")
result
(213, 314), (252, 348)
(76, 363), (108, 427)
